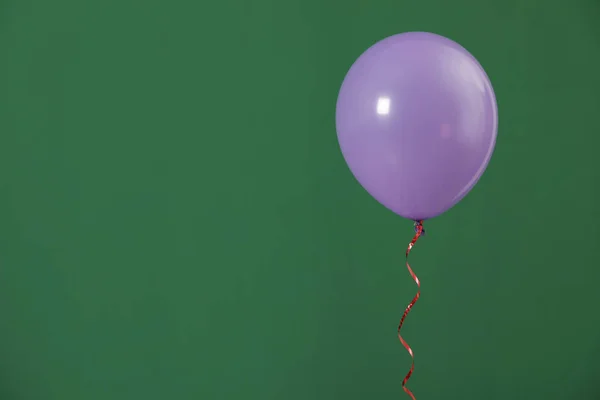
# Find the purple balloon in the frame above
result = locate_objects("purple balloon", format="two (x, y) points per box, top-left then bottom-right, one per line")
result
(336, 32), (498, 221)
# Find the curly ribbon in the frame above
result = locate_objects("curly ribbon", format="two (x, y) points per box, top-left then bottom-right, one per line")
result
(398, 220), (425, 400)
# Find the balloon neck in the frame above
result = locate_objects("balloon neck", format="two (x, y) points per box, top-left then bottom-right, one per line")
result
(413, 220), (425, 236)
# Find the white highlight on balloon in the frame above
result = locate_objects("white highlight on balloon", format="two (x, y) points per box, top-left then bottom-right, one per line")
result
(376, 97), (390, 115)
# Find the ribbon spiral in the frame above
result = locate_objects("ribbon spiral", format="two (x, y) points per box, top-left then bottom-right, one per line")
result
(397, 220), (425, 400)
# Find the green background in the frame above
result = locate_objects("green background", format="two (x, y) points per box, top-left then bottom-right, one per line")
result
(1, 0), (599, 399)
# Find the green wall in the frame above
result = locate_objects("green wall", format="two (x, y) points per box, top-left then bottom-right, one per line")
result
(1, 0), (599, 399)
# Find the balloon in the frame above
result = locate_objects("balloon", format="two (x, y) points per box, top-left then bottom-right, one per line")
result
(336, 32), (498, 221)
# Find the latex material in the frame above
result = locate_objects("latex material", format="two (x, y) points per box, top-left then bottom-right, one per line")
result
(336, 32), (498, 220)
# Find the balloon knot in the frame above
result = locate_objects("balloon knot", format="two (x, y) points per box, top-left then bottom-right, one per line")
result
(413, 220), (425, 236)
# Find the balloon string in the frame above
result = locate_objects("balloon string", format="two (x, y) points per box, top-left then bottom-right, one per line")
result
(398, 220), (424, 400)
